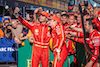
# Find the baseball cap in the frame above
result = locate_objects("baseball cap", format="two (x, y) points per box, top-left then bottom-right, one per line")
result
(38, 11), (50, 17)
(4, 20), (9, 23)
(50, 16), (60, 23)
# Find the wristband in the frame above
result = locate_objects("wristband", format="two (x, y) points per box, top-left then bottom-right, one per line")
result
(56, 49), (61, 53)
(73, 32), (76, 36)
(15, 13), (20, 18)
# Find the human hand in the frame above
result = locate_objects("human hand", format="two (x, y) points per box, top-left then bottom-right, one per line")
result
(85, 61), (93, 67)
(34, 7), (42, 13)
(7, 26), (12, 30)
(14, 7), (19, 14)
(57, 52), (61, 62)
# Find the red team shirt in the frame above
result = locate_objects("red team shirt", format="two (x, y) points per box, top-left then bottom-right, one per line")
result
(92, 17), (100, 31)
(52, 24), (66, 50)
(18, 16), (51, 47)
(74, 29), (100, 64)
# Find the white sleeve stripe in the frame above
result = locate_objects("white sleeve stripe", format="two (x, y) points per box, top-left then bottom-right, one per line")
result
(24, 19), (34, 26)
(58, 25), (64, 49)
(92, 57), (96, 60)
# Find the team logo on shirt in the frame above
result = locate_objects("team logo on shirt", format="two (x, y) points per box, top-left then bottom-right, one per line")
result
(35, 29), (39, 35)
(47, 32), (51, 37)
(48, 27), (51, 30)
(35, 29), (39, 32)
(56, 26), (61, 35)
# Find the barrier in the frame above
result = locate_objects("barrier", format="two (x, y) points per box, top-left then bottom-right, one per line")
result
(18, 39), (74, 67)
(0, 37), (17, 62)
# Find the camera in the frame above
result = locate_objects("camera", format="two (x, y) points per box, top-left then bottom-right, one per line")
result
(6, 25), (12, 39)
(6, 25), (12, 33)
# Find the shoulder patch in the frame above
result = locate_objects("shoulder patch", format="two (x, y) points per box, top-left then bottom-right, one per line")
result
(48, 27), (51, 30)
(35, 29), (39, 33)
(55, 25), (61, 35)
(34, 29), (39, 35)
(93, 35), (100, 46)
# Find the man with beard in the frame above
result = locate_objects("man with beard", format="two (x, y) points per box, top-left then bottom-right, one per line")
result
(66, 19), (100, 67)
(84, 20), (100, 67)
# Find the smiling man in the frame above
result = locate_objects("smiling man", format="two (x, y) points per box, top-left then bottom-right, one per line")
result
(14, 7), (51, 67)
(48, 16), (68, 67)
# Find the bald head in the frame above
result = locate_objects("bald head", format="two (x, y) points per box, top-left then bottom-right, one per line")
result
(11, 20), (18, 28)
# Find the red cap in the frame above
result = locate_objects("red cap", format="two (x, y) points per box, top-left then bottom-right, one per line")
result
(98, 11), (100, 17)
(38, 11), (50, 17)
(50, 16), (60, 23)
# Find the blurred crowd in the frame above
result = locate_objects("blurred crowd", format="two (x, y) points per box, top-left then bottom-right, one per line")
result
(0, 1), (100, 67)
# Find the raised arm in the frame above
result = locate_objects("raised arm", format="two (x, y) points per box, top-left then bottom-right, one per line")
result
(14, 7), (34, 29)
(17, 16), (34, 29)
(34, 7), (42, 23)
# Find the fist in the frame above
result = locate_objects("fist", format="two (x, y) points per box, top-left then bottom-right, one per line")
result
(50, 10), (54, 14)
(38, 7), (42, 12)
(14, 7), (19, 14)
(34, 8), (39, 13)
(34, 7), (42, 13)
(7, 26), (12, 30)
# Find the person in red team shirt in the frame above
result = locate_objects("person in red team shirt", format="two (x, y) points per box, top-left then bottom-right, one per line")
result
(14, 7), (51, 67)
(92, 11), (100, 32)
(66, 19), (100, 67)
(83, 19), (100, 67)
(47, 16), (68, 67)
(64, 15), (77, 54)
(61, 14), (69, 30)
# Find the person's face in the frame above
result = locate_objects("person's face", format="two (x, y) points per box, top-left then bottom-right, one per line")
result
(69, 16), (75, 25)
(83, 15), (90, 23)
(77, 11), (80, 14)
(77, 15), (81, 23)
(56, 13), (61, 19)
(5, 23), (9, 27)
(39, 15), (46, 22)
(90, 11), (93, 18)
(93, 8), (99, 18)
(47, 19), (57, 28)
(11, 21), (17, 28)
(84, 21), (90, 32)
(61, 16), (68, 24)
(0, 23), (3, 28)
(93, 8), (96, 18)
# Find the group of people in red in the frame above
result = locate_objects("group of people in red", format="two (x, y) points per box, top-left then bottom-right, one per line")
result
(14, 2), (100, 67)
